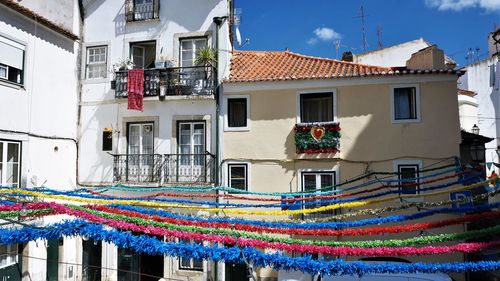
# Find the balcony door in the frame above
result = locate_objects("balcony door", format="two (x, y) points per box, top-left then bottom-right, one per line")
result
(301, 171), (337, 219)
(0, 140), (21, 188)
(177, 122), (206, 182)
(127, 123), (155, 182)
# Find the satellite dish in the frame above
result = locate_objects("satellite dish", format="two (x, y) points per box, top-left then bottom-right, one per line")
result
(236, 26), (242, 47)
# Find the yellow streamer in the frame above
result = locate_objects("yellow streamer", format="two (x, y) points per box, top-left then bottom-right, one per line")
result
(0, 178), (494, 216)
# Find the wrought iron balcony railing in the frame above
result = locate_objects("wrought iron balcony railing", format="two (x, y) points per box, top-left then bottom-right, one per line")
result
(125, 0), (160, 22)
(115, 66), (214, 98)
(113, 153), (216, 185)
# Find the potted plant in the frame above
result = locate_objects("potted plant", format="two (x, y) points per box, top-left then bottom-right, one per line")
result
(194, 46), (217, 79)
(109, 58), (134, 90)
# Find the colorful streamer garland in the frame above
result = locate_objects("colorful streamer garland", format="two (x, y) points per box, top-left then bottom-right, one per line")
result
(1, 220), (499, 276)
(0, 176), (492, 215)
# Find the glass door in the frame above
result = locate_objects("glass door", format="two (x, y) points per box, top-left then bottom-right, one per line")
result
(0, 141), (21, 188)
(127, 123), (154, 182)
(178, 122), (205, 182)
(301, 172), (336, 219)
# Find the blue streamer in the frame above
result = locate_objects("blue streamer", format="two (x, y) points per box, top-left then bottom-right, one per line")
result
(4, 173), (470, 209)
(0, 219), (498, 276)
(111, 201), (500, 230)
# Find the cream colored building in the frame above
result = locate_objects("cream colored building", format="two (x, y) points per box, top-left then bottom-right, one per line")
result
(221, 48), (465, 280)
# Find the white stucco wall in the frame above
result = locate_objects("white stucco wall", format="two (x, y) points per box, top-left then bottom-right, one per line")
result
(78, 0), (230, 185)
(0, 5), (79, 191)
(458, 95), (479, 131)
(458, 56), (500, 172)
(354, 38), (430, 67)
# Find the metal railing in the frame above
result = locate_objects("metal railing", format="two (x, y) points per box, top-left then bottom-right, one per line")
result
(113, 153), (216, 184)
(114, 66), (214, 98)
(125, 0), (160, 22)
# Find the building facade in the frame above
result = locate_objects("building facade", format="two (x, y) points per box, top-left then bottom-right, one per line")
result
(0, 0), (81, 280)
(222, 49), (464, 280)
(77, 0), (232, 280)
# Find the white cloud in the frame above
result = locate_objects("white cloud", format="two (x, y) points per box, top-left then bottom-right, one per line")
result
(313, 27), (342, 41)
(425, 0), (500, 11)
(306, 27), (342, 45)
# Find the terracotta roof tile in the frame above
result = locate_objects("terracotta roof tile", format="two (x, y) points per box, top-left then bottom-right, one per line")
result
(0, 0), (79, 41)
(458, 88), (477, 97)
(226, 50), (463, 83)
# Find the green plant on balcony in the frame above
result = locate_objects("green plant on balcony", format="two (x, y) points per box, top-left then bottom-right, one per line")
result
(194, 46), (217, 79)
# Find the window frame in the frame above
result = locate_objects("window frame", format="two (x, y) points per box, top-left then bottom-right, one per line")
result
(179, 37), (208, 67)
(296, 89), (337, 124)
(178, 240), (203, 271)
(390, 84), (421, 123)
(126, 122), (155, 155)
(224, 95), (250, 131)
(0, 35), (26, 86)
(299, 169), (339, 218)
(0, 244), (18, 269)
(0, 139), (22, 188)
(393, 159), (423, 197)
(227, 163), (248, 191)
(0, 64), (8, 80)
(85, 45), (108, 80)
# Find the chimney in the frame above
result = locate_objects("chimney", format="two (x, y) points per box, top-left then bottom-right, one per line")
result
(341, 51), (353, 62)
(406, 45), (445, 70)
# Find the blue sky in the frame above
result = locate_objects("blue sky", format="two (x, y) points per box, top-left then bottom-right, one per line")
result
(234, 0), (500, 67)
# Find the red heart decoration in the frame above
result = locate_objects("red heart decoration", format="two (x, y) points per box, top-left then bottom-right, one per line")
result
(310, 127), (325, 142)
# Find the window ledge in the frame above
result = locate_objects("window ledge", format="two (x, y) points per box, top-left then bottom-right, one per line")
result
(224, 126), (250, 132)
(126, 18), (160, 24)
(0, 79), (25, 90)
(82, 78), (109, 85)
(392, 118), (421, 124)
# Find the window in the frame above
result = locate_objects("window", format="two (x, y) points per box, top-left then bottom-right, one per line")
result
(228, 164), (248, 191)
(228, 98), (248, 128)
(0, 36), (25, 85)
(125, 0), (159, 22)
(180, 38), (207, 67)
(490, 64), (496, 87)
(127, 123), (154, 182)
(0, 244), (18, 269)
(130, 41), (156, 69)
(0, 140), (21, 188)
(392, 86), (420, 121)
(179, 241), (203, 271)
(398, 164), (420, 195)
(299, 92), (334, 123)
(86, 46), (107, 79)
(301, 171), (337, 219)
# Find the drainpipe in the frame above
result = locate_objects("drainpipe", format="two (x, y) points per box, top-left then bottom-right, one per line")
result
(212, 15), (228, 281)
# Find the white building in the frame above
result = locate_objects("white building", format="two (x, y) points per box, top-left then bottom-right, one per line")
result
(0, 0), (81, 280)
(458, 41), (500, 173)
(77, 0), (233, 280)
(353, 38), (456, 68)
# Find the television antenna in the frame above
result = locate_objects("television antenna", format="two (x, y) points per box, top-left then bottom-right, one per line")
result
(354, 5), (369, 52)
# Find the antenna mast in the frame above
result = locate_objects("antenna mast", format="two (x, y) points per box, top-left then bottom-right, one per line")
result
(354, 5), (369, 52)
(376, 25), (383, 49)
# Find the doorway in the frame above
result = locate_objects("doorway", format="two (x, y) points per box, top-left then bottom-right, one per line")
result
(82, 239), (102, 281)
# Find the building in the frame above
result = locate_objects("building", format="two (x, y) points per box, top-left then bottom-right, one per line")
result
(0, 0), (81, 280)
(353, 37), (456, 68)
(221, 48), (465, 280)
(458, 29), (500, 174)
(77, 0), (233, 280)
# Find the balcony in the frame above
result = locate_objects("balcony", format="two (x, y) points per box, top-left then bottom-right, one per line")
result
(113, 153), (216, 185)
(125, 0), (160, 22)
(114, 66), (215, 98)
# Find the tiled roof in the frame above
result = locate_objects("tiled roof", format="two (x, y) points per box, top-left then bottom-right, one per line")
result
(458, 88), (477, 97)
(226, 50), (462, 83)
(0, 0), (79, 41)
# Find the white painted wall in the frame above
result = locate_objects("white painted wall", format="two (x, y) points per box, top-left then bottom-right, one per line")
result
(354, 38), (430, 67)
(79, 0), (230, 185)
(458, 56), (500, 173)
(458, 95), (479, 131)
(0, 4), (80, 191)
